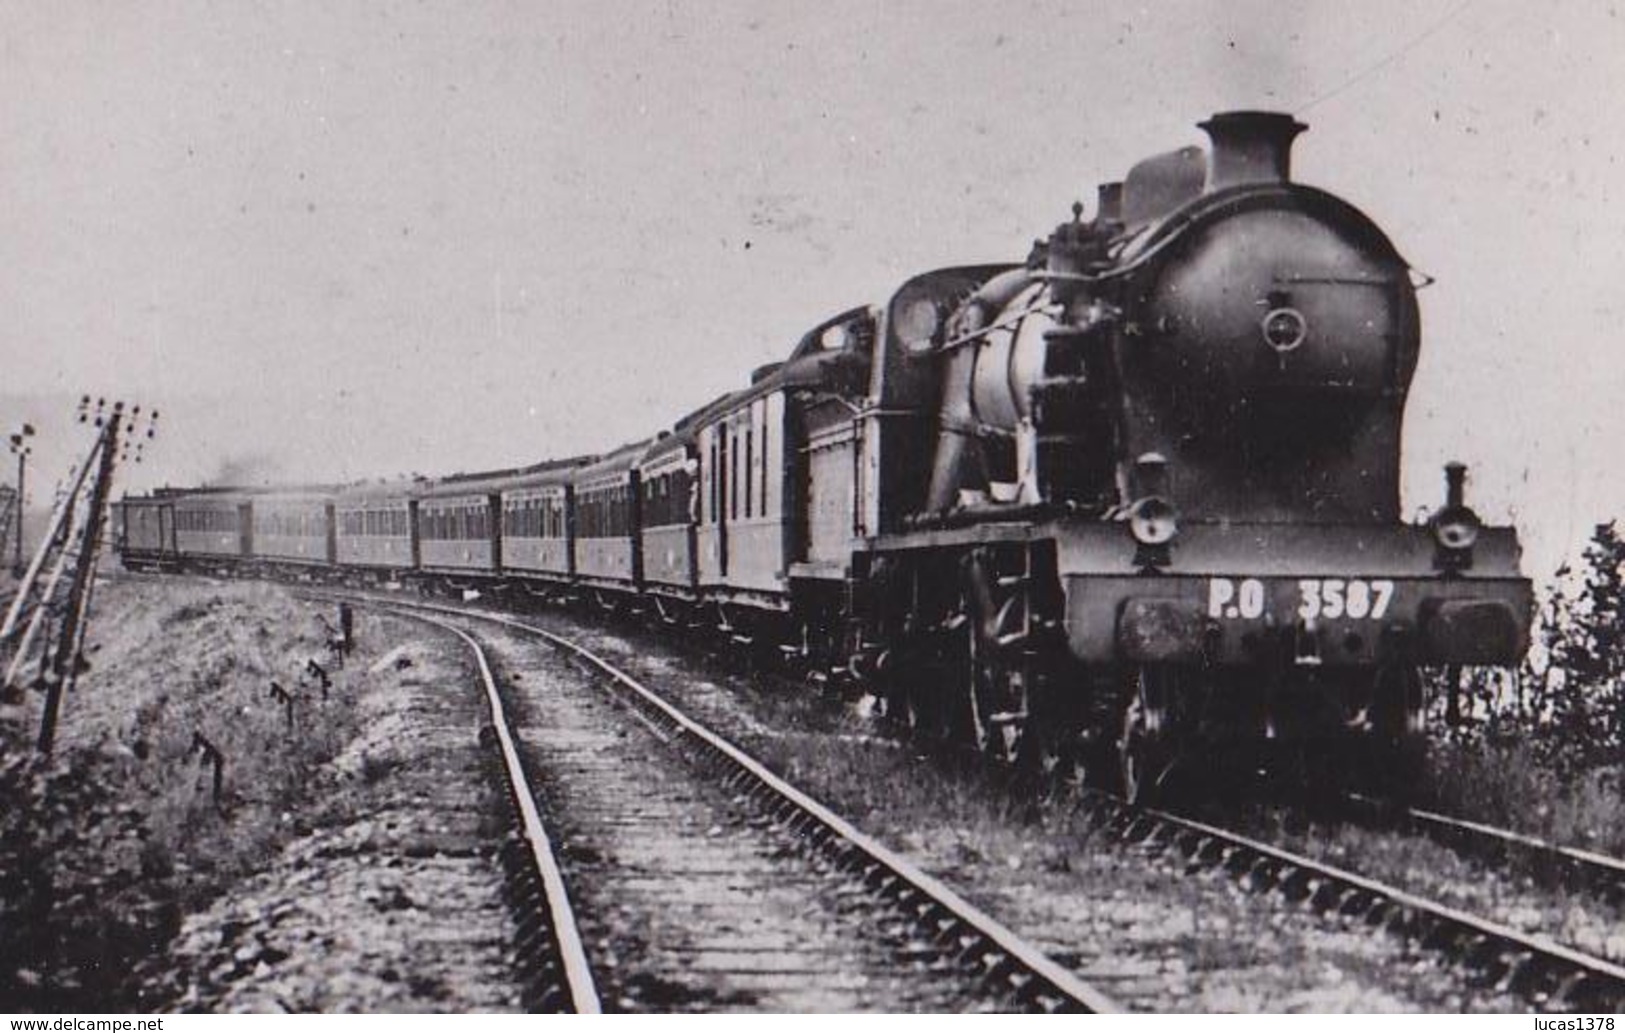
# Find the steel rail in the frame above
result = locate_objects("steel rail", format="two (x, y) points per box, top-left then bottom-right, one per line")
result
(395, 609), (601, 1014)
(1347, 793), (1625, 903)
(376, 595), (1120, 1014)
(1081, 791), (1625, 1011)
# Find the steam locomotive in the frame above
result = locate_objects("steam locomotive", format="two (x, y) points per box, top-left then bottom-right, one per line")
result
(117, 112), (1532, 801)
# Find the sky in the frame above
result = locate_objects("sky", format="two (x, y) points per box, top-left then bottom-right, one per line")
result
(2, 0), (1623, 580)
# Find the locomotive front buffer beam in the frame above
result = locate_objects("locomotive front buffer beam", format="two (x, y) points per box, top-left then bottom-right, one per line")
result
(1053, 519), (1532, 671)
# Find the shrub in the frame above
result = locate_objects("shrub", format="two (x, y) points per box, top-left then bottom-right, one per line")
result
(1428, 522), (1625, 846)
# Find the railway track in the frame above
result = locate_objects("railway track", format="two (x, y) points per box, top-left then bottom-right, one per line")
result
(1343, 794), (1625, 904)
(396, 610), (601, 1013)
(297, 584), (1624, 1010)
(1080, 791), (1625, 1012)
(362, 594), (1119, 1013)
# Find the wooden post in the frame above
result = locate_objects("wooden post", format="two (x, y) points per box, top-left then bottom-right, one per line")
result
(39, 413), (120, 754)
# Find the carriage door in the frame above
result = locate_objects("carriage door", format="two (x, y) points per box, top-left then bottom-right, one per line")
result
(487, 492), (503, 571)
(715, 424), (729, 577)
(238, 503), (254, 556)
(408, 501), (422, 568)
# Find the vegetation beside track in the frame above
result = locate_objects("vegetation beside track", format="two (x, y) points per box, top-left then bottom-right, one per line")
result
(0, 578), (367, 1010)
(1429, 521), (1625, 855)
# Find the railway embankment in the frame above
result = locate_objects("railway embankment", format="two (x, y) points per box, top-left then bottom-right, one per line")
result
(0, 578), (360, 1008)
(0, 577), (518, 1011)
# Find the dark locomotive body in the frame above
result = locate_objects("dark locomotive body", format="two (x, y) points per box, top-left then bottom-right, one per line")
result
(116, 112), (1532, 800)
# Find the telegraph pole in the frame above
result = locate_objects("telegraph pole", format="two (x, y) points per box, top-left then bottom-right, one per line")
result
(8, 423), (34, 576)
(22, 398), (157, 752)
(36, 411), (117, 751)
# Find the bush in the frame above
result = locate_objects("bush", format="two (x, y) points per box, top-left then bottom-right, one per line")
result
(0, 737), (180, 1010)
(1427, 521), (1625, 846)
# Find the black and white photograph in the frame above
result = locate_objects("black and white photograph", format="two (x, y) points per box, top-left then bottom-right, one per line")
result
(2, 0), (1624, 1016)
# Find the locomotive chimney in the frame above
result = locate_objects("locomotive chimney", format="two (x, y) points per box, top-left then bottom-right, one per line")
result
(1095, 181), (1124, 224)
(1198, 111), (1306, 190)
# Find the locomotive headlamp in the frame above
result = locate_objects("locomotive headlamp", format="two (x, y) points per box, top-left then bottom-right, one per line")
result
(1432, 508), (1481, 552)
(1128, 496), (1180, 546)
(1431, 461), (1480, 567)
(1127, 453), (1178, 565)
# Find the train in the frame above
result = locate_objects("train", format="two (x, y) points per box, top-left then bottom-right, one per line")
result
(116, 111), (1533, 801)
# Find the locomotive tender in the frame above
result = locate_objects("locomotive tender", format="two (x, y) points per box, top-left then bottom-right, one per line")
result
(117, 112), (1532, 800)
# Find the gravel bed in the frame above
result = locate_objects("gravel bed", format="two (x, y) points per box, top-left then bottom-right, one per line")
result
(475, 623), (1008, 1012)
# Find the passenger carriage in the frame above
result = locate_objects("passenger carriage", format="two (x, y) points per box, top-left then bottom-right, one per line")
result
(637, 431), (698, 609)
(172, 490), (252, 560)
(334, 481), (417, 575)
(251, 490), (335, 570)
(115, 493), (177, 569)
(415, 476), (499, 579)
(570, 441), (648, 598)
(498, 458), (589, 590)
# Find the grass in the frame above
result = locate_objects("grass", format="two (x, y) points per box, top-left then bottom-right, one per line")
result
(0, 577), (376, 1010)
(1425, 735), (1625, 856)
